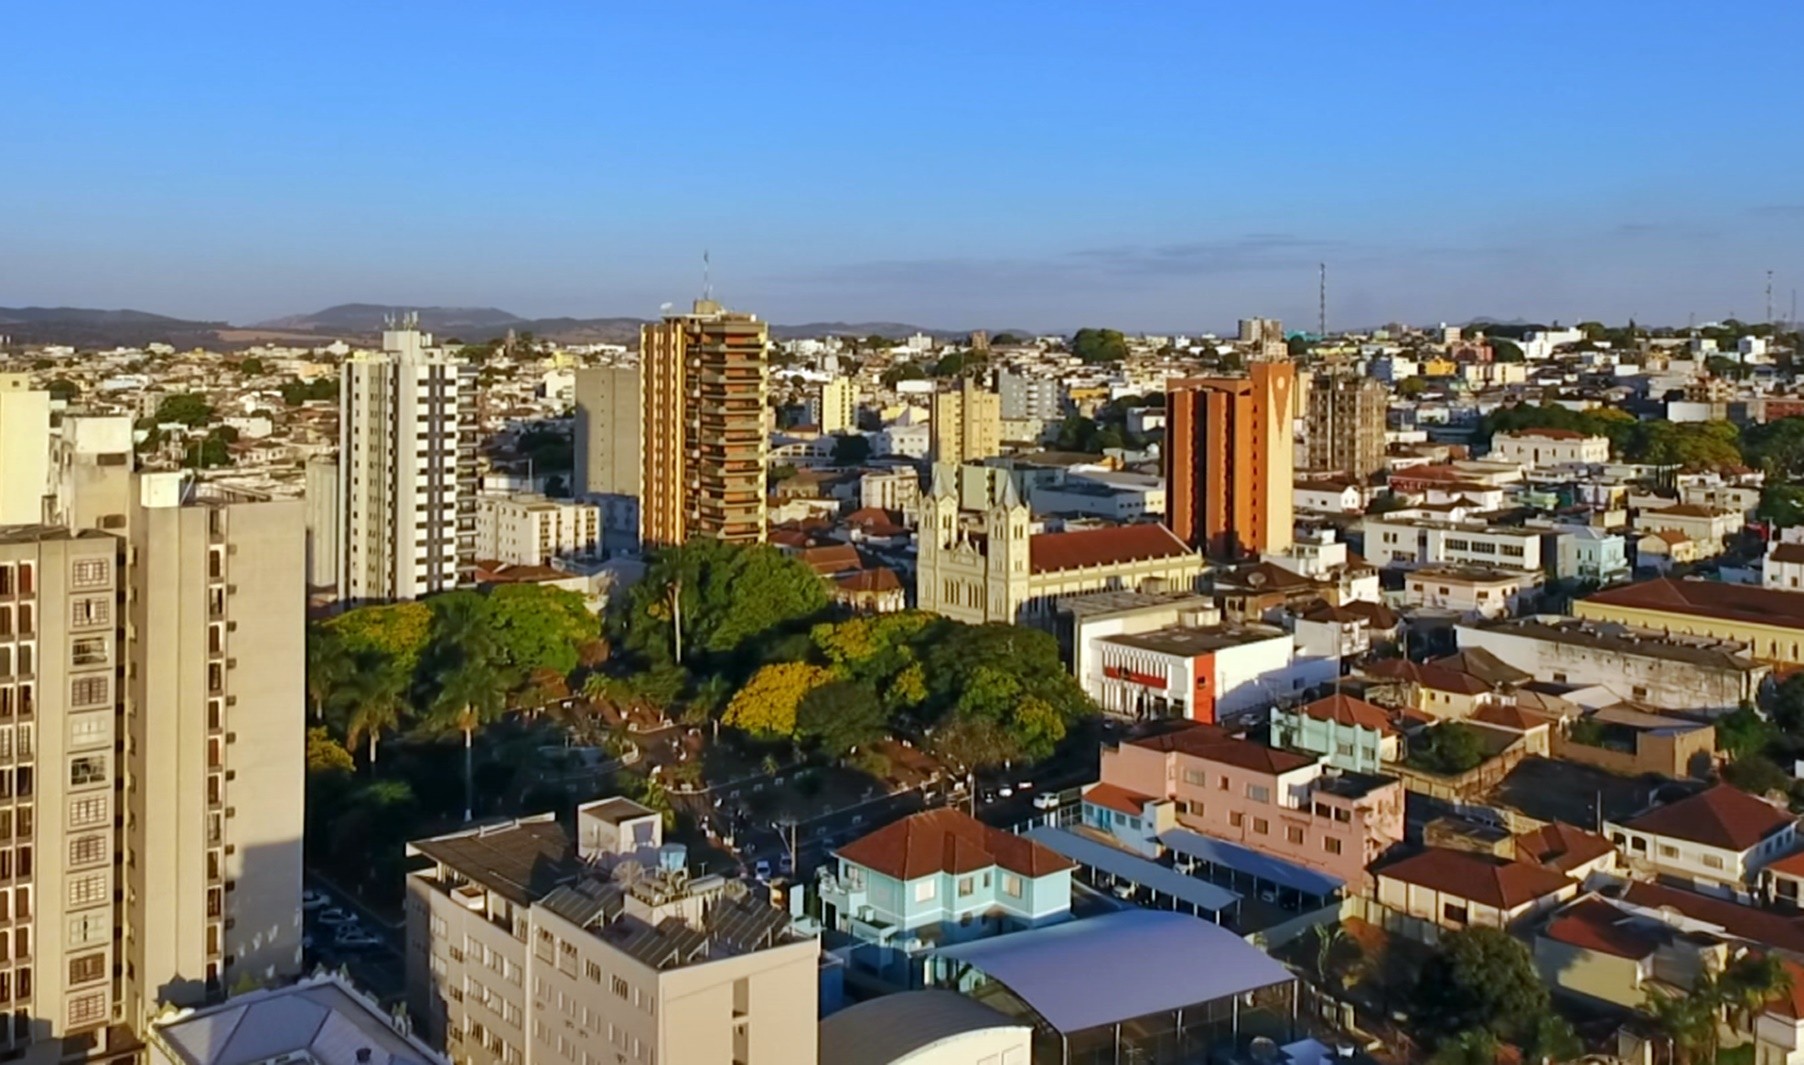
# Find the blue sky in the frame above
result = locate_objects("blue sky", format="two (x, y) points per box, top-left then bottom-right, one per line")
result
(5, 1), (1802, 331)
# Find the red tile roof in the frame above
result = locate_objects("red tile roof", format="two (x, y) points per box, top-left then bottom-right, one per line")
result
(1514, 822), (1616, 874)
(1471, 703), (1548, 732)
(1764, 849), (1804, 878)
(1082, 782), (1157, 816)
(833, 808), (1073, 882)
(1584, 577), (1804, 632)
(1028, 524), (1195, 575)
(1127, 723), (1318, 775)
(1770, 959), (1804, 1021)
(1501, 427), (1590, 441)
(1297, 693), (1396, 735)
(799, 544), (862, 575)
(1543, 897), (1661, 959)
(835, 567), (903, 594)
(1375, 848), (1575, 910)
(1621, 785), (1794, 852)
(1621, 880), (1804, 956)
(1362, 658), (1494, 696)
(1769, 544), (1804, 566)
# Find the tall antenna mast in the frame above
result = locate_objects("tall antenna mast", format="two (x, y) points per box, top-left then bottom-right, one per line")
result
(1767, 269), (1775, 324)
(703, 249), (713, 302)
(1318, 262), (1327, 340)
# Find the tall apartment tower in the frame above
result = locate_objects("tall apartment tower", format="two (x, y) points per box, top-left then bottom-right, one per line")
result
(1236, 317), (1289, 362)
(996, 371), (1064, 422)
(1304, 373), (1388, 479)
(0, 376), (50, 524)
(0, 527), (126, 1059)
(930, 377), (1002, 466)
(571, 367), (643, 553)
(816, 376), (859, 435)
(121, 476), (305, 1025)
(1165, 362), (1296, 559)
(338, 322), (477, 602)
(303, 455), (338, 590)
(639, 300), (769, 547)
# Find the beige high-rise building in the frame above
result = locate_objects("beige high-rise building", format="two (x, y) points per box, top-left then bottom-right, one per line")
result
(639, 301), (769, 547)
(573, 367), (642, 500)
(930, 377), (1001, 466)
(0, 376), (50, 525)
(405, 800), (818, 1065)
(0, 527), (126, 1058)
(816, 376), (859, 435)
(121, 475), (305, 1024)
(303, 455), (338, 590)
(1305, 373), (1388, 480)
(475, 493), (601, 566)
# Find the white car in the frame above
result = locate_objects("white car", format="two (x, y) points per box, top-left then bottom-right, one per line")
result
(301, 889), (329, 911)
(996, 786), (1014, 799)
(335, 931), (383, 951)
(316, 908), (357, 926)
(1032, 793), (1060, 810)
(753, 860), (772, 880)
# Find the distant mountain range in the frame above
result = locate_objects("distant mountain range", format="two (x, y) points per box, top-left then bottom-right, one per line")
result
(0, 303), (1015, 348)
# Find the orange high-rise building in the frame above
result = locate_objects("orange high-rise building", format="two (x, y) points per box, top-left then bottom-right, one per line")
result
(1165, 362), (1295, 559)
(639, 300), (769, 547)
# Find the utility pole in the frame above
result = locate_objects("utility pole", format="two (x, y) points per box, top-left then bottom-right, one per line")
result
(1769, 269), (1776, 325)
(670, 578), (683, 664)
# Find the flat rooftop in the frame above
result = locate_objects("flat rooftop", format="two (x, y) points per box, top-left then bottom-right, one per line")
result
(1058, 589), (1216, 620)
(1105, 622), (1287, 656)
(408, 816), (578, 905)
(1463, 615), (1761, 670)
(150, 974), (446, 1065)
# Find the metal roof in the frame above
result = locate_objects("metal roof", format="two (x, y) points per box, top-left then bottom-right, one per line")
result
(930, 910), (1294, 1034)
(152, 977), (445, 1065)
(1160, 829), (1344, 898)
(1022, 827), (1238, 914)
(818, 991), (1027, 1065)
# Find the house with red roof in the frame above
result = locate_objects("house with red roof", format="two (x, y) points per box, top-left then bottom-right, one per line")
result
(1372, 847), (1578, 940)
(1604, 784), (1800, 900)
(1269, 692), (1401, 773)
(915, 473), (1202, 627)
(817, 808), (1074, 956)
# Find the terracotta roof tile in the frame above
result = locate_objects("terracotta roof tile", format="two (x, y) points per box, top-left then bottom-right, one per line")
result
(1297, 693), (1397, 735)
(835, 567), (903, 593)
(1362, 658), (1493, 695)
(1770, 544), (1804, 565)
(1513, 822), (1616, 873)
(1621, 880), (1804, 955)
(1126, 723), (1318, 775)
(833, 808), (1073, 882)
(1375, 848), (1574, 910)
(1082, 782), (1157, 816)
(1543, 898), (1661, 959)
(1585, 578), (1804, 632)
(1028, 524), (1195, 575)
(1621, 785), (1794, 852)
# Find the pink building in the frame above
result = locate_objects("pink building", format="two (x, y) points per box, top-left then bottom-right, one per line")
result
(1096, 724), (1405, 889)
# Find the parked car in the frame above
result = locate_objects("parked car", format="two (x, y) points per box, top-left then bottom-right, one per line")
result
(1032, 793), (1060, 810)
(301, 889), (329, 911)
(334, 931), (384, 951)
(753, 860), (772, 880)
(316, 908), (357, 926)
(996, 786), (1014, 798)
(1016, 780), (1035, 791)
(778, 855), (793, 876)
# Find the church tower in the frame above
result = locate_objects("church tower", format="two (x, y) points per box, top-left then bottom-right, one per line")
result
(984, 475), (1032, 622)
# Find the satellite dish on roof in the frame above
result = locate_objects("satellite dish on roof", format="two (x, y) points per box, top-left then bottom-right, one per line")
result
(1250, 1037), (1280, 1064)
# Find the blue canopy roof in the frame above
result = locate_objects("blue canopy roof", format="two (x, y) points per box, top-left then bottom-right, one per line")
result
(1160, 829), (1344, 897)
(930, 910), (1294, 1033)
(1023, 826), (1239, 914)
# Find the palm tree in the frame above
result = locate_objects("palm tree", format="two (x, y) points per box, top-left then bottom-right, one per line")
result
(1645, 977), (1722, 1065)
(1313, 924), (1348, 987)
(429, 661), (508, 822)
(343, 663), (409, 765)
(1522, 1014), (1582, 1065)
(1722, 952), (1793, 1034)
(306, 627), (351, 721)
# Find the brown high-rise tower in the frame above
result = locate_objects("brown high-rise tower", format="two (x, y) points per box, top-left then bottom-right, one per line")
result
(1165, 361), (1295, 559)
(639, 300), (769, 547)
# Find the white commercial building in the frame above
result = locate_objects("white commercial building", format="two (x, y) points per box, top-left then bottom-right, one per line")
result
(1084, 622), (1338, 723)
(1362, 516), (1542, 571)
(476, 493), (602, 566)
(338, 323), (477, 601)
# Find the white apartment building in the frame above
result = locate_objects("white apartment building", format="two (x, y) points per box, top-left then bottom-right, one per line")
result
(338, 323), (477, 602)
(0, 375), (50, 525)
(1605, 785), (1798, 900)
(476, 494), (601, 567)
(1403, 566), (1538, 619)
(1362, 516), (1542, 571)
(303, 455), (338, 590)
(1768, 528), (1804, 592)
(406, 805), (819, 1065)
(1083, 622), (1338, 723)
(859, 467), (920, 514)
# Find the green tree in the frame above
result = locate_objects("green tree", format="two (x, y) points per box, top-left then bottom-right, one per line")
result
(1411, 721), (1485, 774)
(1644, 978), (1721, 1065)
(46, 377), (78, 401)
(1413, 927), (1550, 1043)
(1758, 484), (1804, 527)
(1521, 1014), (1582, 1065)
(324, 600), (435, 680)
(1071, 327), (1129, 364)
(1397, 378), (1429, 398)
(340, 655), (411, 763)
(623, 541), (828, 669)
(238, 356), (267, 375)
(1428, 1030), (1498, 1065)
(832, 434), (872, 466)
(279, 378), (338, 405)
(428, 659), (509, 822)
(1489, 338), (1525, 362)
(1715, 704), (1777, 761)
(155, 392), (214, 427)
(796, 681), (887, 759)
(1747, 419), (1804, 481)
(1706, 354), (1746, 380)
(306, 625), (353, 720)
(486, 584), (596, 677)
(1725, 753), (1791, 796)
(1722, 952), (1793, 1031)
(990, 333), (1021, 346)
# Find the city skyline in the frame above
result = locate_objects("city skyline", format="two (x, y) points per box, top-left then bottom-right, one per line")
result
(6, 2), (1802, 330)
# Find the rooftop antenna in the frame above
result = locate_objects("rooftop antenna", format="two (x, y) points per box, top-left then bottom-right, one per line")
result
(703, 249), (712, 303)
(1318, 261), (1327, 340)
(1767, 269), (1775, 325)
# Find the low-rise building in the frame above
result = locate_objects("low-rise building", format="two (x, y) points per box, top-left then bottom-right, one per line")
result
(1270, 692), (1401, 773)
(1403, 565), (1539, 619)
(1576, 577), (1804, 669)
(1291, 600), (1402, 660)
(1455, 615), (1767, 715)
(818, 808), (1073, 958)
(475, 492), (601, 566)
(1085, 622), (1338, 723)
(1363, 516), (1543, 571)
(1604, 784), (1799, 899)
(405, 803), (820, 1065)
(1097, 723), (1405, 888)
(1294, 480), (1364, 514)
(1372, 848), (1579, 940)
(1490, 428), (1610, 468)
(1549, 524), (1631, 584)
(147, 973), (449, 1065)
(1637, 504), (1739, 556)
(1767, 530), (1804, 593)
